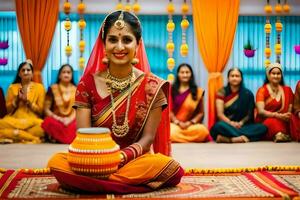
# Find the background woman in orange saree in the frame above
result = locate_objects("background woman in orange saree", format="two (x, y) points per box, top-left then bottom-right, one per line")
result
(290, 80), (300, 141)
(42, 64), (76, 144)
(256, 63), (294, 142)
(48, 10), (183, 193)
(170, 63), (209, 142)
(0, 60), (45, 143)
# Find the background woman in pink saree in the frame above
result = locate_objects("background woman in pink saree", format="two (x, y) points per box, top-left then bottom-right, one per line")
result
(290, 80), (300, 141)
(256, 63), (294, 142)
(170, 63), (209, 142)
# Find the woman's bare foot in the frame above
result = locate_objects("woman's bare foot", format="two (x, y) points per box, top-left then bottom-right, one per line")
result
(216, 135), (231, 143)
(231, 135), (249, 143)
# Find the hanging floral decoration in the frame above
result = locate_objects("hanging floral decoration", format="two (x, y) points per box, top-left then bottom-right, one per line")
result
(264, 0), (272, 67)
(166, 0), (175, 82)
(64, 0), (72, 60)
(180, 0), (189, 57)
(132, 0), (141, 13)
(78, 0), (86, 70)
(116, 0), (124, 10)
(264, 0), (291, 66)
(115, 0), (140, 14)
(124, 0), (131, 12)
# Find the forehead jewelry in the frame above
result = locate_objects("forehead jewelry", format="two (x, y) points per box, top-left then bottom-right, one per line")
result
(114, 11), (125, 30)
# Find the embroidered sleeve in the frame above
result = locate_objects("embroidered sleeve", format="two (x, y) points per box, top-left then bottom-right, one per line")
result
(151, 88), (167, 110)
(74, 79), (91, 109)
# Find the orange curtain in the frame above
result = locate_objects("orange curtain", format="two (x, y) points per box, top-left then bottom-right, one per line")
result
(191, 0), (240, 129)
(15, 0), (59, 83)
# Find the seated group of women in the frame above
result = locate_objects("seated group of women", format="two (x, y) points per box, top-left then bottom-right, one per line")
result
(170, 63), (300, 143)
(0, 61), (77, 144)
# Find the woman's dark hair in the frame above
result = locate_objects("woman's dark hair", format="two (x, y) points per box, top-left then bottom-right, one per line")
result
(102, 11), (141, 44)
(12, 62), (34, 84)
(56, 64), (75, 85)
(172, 63), (198, 100)
(263, 68), (285, 85)
(226, 67), (244, 88)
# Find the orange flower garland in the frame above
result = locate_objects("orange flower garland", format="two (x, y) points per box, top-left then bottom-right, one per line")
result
(78, 0), (86, 70)
(166, 0), (175, 82)
(180, 0), (189, 57)
(64, 0), (72, 59)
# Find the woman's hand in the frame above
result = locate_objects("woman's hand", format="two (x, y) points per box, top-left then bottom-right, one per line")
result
(18, 88), (27, 102)
(229, 121), (241, 129)
(298, 112), (300, 119)
(277, 112), (291, 122)
(179, 121), (191, 129)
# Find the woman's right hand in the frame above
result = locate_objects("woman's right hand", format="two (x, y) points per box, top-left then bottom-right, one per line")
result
(18, 88), (27, 102)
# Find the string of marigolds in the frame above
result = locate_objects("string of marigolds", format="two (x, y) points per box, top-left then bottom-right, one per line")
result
(115, 0), (140, 14)
(264, 0), (290, 67)
(166, 0), (175, 82)
(63, 0), (72, 62)
(180, 0), (189, 57)
(78, 0), (86, 70)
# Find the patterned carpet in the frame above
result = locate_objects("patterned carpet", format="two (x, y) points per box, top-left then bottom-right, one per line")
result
(0, 170), (300, 199)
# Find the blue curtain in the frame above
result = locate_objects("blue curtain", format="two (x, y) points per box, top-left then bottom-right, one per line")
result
(232, 16), (300, 94)
(0, 12), (299, 96)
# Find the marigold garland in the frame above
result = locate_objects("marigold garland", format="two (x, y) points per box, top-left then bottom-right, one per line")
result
(63, 0), (72, 60)
(185, 165), (300, 175)
(78, 0), (86, 70)
(180, 0), (189, 57)
(166, 0), (175, 82)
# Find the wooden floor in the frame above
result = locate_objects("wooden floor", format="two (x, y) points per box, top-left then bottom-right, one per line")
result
(1, 142), (300, 170)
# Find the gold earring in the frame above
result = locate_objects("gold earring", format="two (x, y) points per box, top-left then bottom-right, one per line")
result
(102, 56), (109, 64)
(131, 58), (139, 65)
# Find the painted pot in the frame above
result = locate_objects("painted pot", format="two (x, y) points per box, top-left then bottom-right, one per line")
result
(67, 127), (121, 179)
(244, 49), (256, 58)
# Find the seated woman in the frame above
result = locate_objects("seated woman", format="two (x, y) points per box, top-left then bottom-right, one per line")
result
(0, 60), (45, 143)
(48, 10), (183, 193)
(290, 80), (300, 141)
(256, 63), (294, 142)
(0, 87), (6, 118)
(170, 63), (209, 143)
(42, 64), (77, 144)
(210, 68), (267, 143)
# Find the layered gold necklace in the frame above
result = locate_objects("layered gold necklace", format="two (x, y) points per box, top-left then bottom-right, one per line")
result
(106, 69), (135, 137)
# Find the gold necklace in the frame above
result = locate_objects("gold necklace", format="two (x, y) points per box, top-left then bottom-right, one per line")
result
(106, 69), (135, 91)
(108, 84), (132, 138)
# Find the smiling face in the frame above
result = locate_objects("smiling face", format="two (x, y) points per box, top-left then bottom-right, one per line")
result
(18, 63), (33, 82)
(228, 69), (242, 87)
(104, 23), (138, 68)
(59, 65), (73, 84)
(178, 65), (192, 84)
(268, 67), (282, 85)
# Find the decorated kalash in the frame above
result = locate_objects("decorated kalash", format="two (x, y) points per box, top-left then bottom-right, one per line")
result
(67, 128), (121, 179)
(47, 7), (184, 194)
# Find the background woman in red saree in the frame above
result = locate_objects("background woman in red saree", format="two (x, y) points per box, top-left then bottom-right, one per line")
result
(290, 80), (300, 141)
(210, 68), (267, 143)
(256, 63), (294, 142)
(0, 87), (6, 118)
(42, 64), (76, 144)
(48, 10), (183, 193)
(170, 63), (209, 142)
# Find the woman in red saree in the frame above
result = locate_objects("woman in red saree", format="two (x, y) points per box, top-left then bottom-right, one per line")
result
(48, 10), (183, 193)
(290, 80), (300, 141)
(0, 87), (6, 118)
(170, 63), (209, 142)
(256, 63), (294, 142)
(41, 64), (76, 144)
